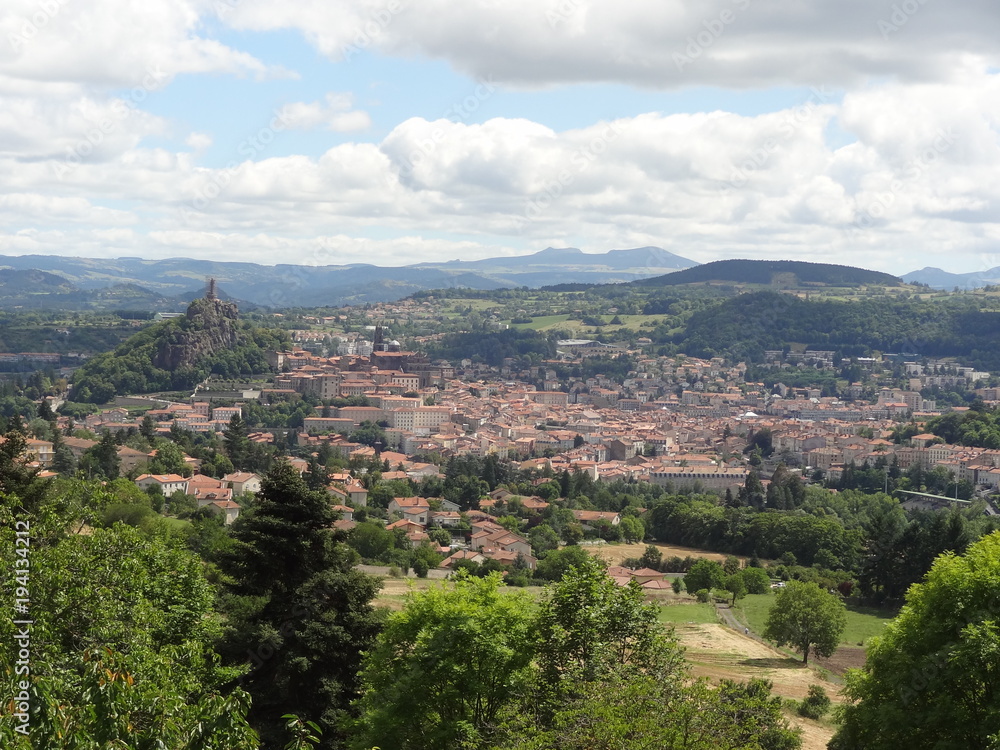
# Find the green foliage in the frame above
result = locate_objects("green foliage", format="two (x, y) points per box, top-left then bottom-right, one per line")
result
(351, 574), (535, 750)
(72, 306), (289, 402)
(534, 544), (591, 581)
(528, 524), (560, 557)
(685, 559), (725, 593)
(742, 566), (772, 595)
(725, 573), (748, 605)
(0, 489), (254, 749)
(833, 531), (1000, 749)
(798, 685), (831, 720)
(618, 514), (644, 543)
(424, 329), (556, 367)
(217, 461), (384, 748)
(678, 290), (1000, 370)
(763, 581), (847, 664)
(925, 405), (1000, 448)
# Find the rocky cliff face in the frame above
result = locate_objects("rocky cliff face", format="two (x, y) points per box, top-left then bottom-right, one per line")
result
(153, 298), (239, 371)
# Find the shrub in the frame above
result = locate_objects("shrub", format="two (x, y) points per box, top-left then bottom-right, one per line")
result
(798, 685), (831, 719)
(695, 588), (711, 603)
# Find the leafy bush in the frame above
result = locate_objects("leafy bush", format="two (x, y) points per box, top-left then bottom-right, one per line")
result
(798, 685), (831, 719)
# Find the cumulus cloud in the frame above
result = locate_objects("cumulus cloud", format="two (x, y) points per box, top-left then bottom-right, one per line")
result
(227, 0), (1000, 89)
(2, 0), (999, 275)
(277, 93), (372, 132)
(0, 68), (998, 273)
(0, 0), (277, 87)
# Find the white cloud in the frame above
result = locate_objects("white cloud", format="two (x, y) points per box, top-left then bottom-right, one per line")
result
(1, 69), (998, 273)
(2, 1), (999, 276)
(276, 93), (372, 132)
(227, 0), (1000, 90)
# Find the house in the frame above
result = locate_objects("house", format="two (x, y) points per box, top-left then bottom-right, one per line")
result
(331, 504), (354, 521)
(23, 439), (54, 467)
(135, 474), (189, 496)
(117, 446), (151, 474)
(62, 436), (97, 460)
(333, 518), (357, 533)
(470, 528), (532, 559)
(205, 499), (241, 525)
(630, 567), (664, 584)
(571, 510), (622, 529)
(440, 549), (487, 568)
(429, 510), (462, 528)
(345, 481), (369, 507)
(193, 488), (234, 506)
(223, 471), (261, 495)
(386, 519), (424, 534)
(388, 497), (430, 525)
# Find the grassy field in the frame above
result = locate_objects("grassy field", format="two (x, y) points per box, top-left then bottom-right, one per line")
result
(658, 602), (718, 624)
(735, 593), (895, 646)
(507, 314), (572, 330)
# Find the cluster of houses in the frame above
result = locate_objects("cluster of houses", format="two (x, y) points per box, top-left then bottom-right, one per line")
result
(133, 471), (260, 524)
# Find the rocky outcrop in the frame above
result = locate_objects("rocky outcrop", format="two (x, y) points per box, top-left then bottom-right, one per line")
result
(153, 298), (239, 371)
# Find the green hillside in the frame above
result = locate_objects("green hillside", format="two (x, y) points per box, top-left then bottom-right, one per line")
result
(71, 298), (290, 403)
(678, 290), (1000, 367)
(635, 259), (902, 288)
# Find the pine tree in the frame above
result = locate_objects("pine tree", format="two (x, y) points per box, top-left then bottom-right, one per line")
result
(217, 461), (384, 748)
(0, 423), (48, 513)
(50, 428), (76, 475)
(224, 413), (251, 470)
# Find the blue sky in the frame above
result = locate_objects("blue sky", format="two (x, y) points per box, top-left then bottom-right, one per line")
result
(1, 0), (998, 273)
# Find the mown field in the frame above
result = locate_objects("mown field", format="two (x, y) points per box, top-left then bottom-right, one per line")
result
(734, 593), (895, 647)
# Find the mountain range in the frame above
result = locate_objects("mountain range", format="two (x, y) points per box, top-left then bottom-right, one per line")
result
(0, 246), (695, 308)
(901, 266), (1000, 290)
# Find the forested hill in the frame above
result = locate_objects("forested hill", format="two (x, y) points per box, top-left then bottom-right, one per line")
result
(71, 298), (289, 402)
(678, 291), (1000, 368)
(635, 259), (902, 287)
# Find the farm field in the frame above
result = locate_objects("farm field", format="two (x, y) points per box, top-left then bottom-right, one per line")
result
(372, 573), (847, 748)
(588, 541), (738, 566)
(673, 620), (840, 750)
(734, 593), (895, 647)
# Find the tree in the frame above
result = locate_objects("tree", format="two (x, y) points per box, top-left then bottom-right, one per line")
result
(534, 544), (591, 581)
(149, 439), (191, 477)
(832, 531), (1000, 749)
(685, 559), (725, 594)
(140, 413), (157, 442)
(534, 556), (677, 706)
(217, 461), (384, 748)
(349, 420), (387, 449)
(224, 412), (251, 470)
(79, 431), (121, 480)
(619, 515), (644, 543)
(725, 573), (747, 605)
(528, 524), (560, 557)
(742, 566), (772, 595)
(49, 428), (76, 476)
(638, 544), (663, 570)
(0, 517), (257, 748)
(350, 574), (534, 750)
(763, 581), (846, 664)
